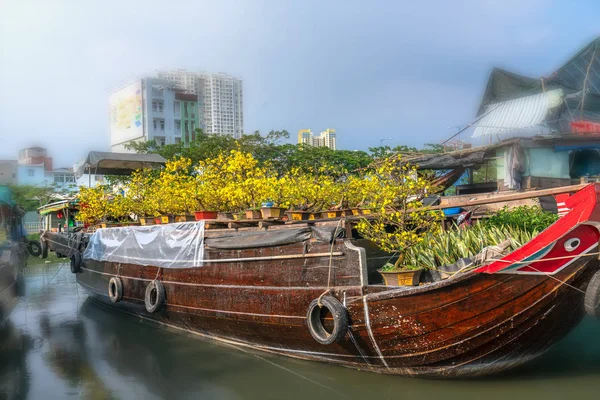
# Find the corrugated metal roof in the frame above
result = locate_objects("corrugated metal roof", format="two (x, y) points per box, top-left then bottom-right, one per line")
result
(472, 89), (563, 138)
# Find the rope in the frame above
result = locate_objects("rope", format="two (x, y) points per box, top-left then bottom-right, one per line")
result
(523, 264), (587, 295)
(317, 219), (343, 307)
(484, 250), (600, 266)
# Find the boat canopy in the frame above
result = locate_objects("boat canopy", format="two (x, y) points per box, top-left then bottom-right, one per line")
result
(75, 151), (166, 178)
(38, 199), (78, 215)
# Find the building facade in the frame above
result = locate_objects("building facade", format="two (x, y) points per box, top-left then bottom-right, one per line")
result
(156, 70), (244, 138)
(200, 73), (244, 138)
(175, 92), (200, 144)
(110, 78), (187, 152)
(0, 160), (17, 185)
(297, 128), (337, 150)
(298, 129), (313, 145)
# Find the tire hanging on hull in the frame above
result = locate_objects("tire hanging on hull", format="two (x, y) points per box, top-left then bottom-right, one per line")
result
(306, 296), (349, 345)
(145, 280), (165, 313)
(108, 277), (123, 303)
(584, 270), (600, 318)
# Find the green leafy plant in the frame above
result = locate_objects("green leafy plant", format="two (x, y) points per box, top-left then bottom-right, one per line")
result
(400, 224), (539, 271)
(482, 205), (557, 233)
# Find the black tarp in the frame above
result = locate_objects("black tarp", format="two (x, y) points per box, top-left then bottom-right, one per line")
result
(76, 151), (166, 177)
(477, 37), (600, 132)
(205, 225), (343, 250)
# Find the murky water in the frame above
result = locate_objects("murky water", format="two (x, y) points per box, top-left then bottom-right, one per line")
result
(1, 263), (600, 400)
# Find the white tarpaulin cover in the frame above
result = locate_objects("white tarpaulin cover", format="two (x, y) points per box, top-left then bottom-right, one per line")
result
(83, 221), (205, 268)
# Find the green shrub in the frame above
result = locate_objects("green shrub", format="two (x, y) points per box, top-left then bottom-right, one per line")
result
(482, 205), (557, 233)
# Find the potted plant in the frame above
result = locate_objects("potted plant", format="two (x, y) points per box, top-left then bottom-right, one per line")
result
(260, 200), (287, 219)
(377, 262), (424, 286)
(245, 208), (262, 219)
(175, 214), (195, 223)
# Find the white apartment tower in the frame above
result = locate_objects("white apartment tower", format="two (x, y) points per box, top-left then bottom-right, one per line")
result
(157, 69), (200, 94)
(156, 70), (244, 138)
(200, 73), (244, 138)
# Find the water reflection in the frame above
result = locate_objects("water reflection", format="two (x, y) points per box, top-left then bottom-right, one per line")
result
(1, 264), (600, 400)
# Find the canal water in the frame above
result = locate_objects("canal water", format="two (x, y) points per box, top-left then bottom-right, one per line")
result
(1, 263), (599, 400)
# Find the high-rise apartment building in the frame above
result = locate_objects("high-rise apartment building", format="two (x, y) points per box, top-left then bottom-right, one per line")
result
(200, 73), (244, 138)
(298, 129), (313, 145)
(157, 69), (200, 94)
(297, 128), (337, 150)
(156, 70), (244, 138)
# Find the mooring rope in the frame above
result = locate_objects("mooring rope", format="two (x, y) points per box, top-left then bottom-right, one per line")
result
(317, 218), (344, 307)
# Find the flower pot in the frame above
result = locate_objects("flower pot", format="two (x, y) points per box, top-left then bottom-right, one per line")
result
(341, 209), (355, 217)
(286, 211), (311, 221)
(217, 212), (234, 220)
(245, 209), (262, 219)
(321, 210), (343, 219)
(154, 217), (162, 225)
(260, 207), (286, 219)
(378, 268), (423, 287)
(194, 211), (218, 220)
(175, 214), (195, 223)
(160, 215), (175, 224)
(139, 217), (155, 226)
(351, 208), (361, 216)
(232, 212), (246, 221)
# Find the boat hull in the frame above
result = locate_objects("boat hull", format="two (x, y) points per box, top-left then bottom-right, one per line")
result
(0, 243), (24, 326)
(76, 240), (599, 378)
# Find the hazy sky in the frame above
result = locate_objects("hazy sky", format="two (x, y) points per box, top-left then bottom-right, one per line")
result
(1, 0), (599, 167)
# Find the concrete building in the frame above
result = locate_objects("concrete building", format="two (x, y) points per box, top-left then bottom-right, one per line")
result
(19, 147), (53, 171)
(0, 160), (17, 185)
(17, 164), (48, 186)
(200, 73), (244, 138)
(156, 69), (244, 138)
(110, 78), (187, 152)
(297, 128), (337, 150)
(175, 92), (200, 144)
(157, 69), (200, 95)
(298, 129), (313, 145)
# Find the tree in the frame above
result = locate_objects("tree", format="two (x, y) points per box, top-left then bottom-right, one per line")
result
(7, 183), (76, 212)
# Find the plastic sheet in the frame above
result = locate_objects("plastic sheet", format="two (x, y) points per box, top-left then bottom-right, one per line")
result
(83, 221), (205, 268)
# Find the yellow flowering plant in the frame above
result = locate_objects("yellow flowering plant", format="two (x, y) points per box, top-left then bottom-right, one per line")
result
(355, 156), (442, 270)
(76, 185), (111, 225)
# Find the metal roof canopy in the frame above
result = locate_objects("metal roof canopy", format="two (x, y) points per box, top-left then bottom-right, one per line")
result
(76, 151), (166, 178)
(472, 89), (564, 138)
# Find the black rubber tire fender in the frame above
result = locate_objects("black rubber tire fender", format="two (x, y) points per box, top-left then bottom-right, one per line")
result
(108, 277), (124, 303)
(70, 252), (82, 274)
(306, 296), (349, 345)
(584, 270), (600, 318)
(40, 239), (48, 259)
(145, 280), (165, 313)
(28, 241), (42, 257)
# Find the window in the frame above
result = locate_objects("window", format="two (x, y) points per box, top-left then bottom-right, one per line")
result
(175, 137), (181, 144)
(160, 120), (165, 131)
(175, 120), (181, 130)
(28, 169), (34, 177)
(153, 119), (158, 130)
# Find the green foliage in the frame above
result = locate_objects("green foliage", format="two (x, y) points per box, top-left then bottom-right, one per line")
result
(126, 129), (374, 176)
(6, 184), (74, 211)
(482, 205), (558, 233)
(400, 224), (538, 271)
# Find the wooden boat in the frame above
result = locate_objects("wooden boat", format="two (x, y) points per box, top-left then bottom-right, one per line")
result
(41, 184), (600, 378)
(0, 188), (27, 326)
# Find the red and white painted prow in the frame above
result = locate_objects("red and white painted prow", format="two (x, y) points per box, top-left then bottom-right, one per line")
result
(555, 193), (571, 217)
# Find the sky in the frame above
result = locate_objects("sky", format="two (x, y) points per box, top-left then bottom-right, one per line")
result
(1, 0), (599, 167)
